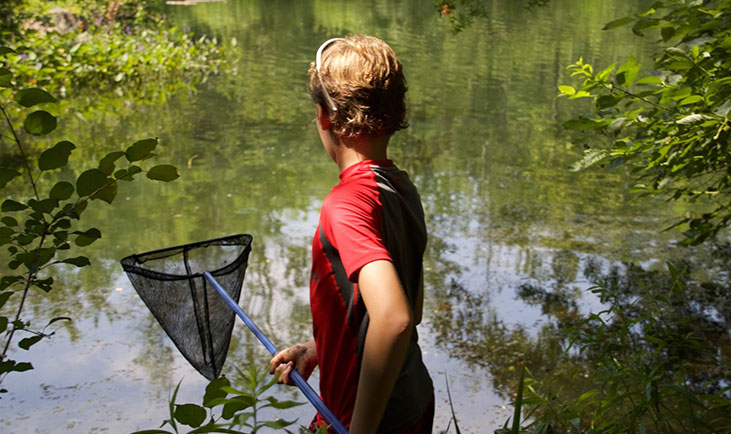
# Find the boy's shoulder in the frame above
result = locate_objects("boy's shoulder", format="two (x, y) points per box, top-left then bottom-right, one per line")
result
(322, 162), (384, 218)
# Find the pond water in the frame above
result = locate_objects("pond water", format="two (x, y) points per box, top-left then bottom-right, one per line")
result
(2, 0), (726, 433)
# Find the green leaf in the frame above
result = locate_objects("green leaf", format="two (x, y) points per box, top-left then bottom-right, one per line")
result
(38, 141), (76, 171)
(114, 169), (129, 181)
(0, 316), (7, 333)
(47, 316), (71, 326)
(603, 17), (635, 30)
(19, 248), (56, 269)
(558, 85), (576, 96)
(128, 430), (173, 434)
(508, 365), (526, 434)
(24, 110), (57, 136)
(167, 380), (182, 432)
(596, 94), (624, 109)
(0, 276), (22, 292)
(98, 151), (126, 176)
(2, 199), (28, 212)
(203, 377), (230, 408)
(74, 228), (101, 247)
(126, 139), (158, 162)
(16, 233), (37, 246)
(632, 18), (659, 36)
(678, 95), (702, 106)
(67, 200), (87, 219)
(662, 384), (706, 408)
(263, 397), (305, 409)
(76, 169), (110, 198)
(147, 165), (179, 182)
(59, 256), (91, 267)
(636, 75), (663, 85)
(569, 90), (592, 99)
(261, 418), (297, 430)
(18, 335), (43, 350)
(49, 181), (74, 200)
(596, 62), (617, 82)
(95, 181), (118, 204)
(15, 88), (57, 107)
(0, 168), (20, 189)
(0, 226), (14, 245)
(0, 47), (17, 55)
(1, 216), (17, 226)
(115, 165), (142, 181)
(661, 25), (675, 41)
(637, 7), (656, 18)
(11, 361), (33, 372)
(563, 117), (606, 130)
(616, 56), (640, 86)
(222, 396), (255, 419)
(29, 198), (58, 214)
(0, 67), (11, 87)
(187, 424), (246, 434)
(576, 389), (599, 404)
(174, 403), (207, 428)
(670, 86), (692, 101)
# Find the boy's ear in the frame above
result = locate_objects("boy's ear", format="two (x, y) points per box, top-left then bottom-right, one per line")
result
(315, 104), (332, 131)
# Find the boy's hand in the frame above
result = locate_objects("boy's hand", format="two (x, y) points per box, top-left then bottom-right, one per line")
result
(269, 340), (318, 385)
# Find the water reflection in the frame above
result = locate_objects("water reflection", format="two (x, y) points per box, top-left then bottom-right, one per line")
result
(1, 0), (726, 432)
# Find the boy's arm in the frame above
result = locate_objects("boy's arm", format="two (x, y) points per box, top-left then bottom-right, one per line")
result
(350, 259), (413, 434)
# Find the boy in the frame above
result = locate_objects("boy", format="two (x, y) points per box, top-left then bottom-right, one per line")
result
(269, 34), (434, 434)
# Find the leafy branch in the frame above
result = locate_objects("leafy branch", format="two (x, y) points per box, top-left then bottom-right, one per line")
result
(558, 0), (731, 245)
(0, 46), (179, 394)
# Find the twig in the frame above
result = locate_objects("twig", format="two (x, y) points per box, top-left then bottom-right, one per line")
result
(1, 232), (47, 358)
(1, 104), (39, 200)
(443, 371), (461, 434)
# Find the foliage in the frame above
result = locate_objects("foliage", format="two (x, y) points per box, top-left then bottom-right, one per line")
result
(3, 26), (228, 98)
(434, 0), (550, 33)
(559, 0), (731, 245)
(0, 0), (23, 33)
(0, 47), (179, 394)
(502, 261), (731, 433)
(7, 0), (165, 29)
(131, 363), (321, 434)
(495, 367), (553, 434)
(1, 0), (233, 99)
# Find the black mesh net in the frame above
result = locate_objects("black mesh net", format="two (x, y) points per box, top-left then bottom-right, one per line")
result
(120, 234), (253, 380)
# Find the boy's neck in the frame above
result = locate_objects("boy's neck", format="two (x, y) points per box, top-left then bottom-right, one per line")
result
(335, 134), (390, 173)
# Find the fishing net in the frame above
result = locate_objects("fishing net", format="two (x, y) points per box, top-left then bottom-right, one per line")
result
(120, 234), (252, 380)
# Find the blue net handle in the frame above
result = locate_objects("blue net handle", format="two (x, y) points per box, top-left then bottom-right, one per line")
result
(204, 272), (349, 434)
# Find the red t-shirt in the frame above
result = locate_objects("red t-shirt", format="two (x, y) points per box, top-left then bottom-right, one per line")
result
(310, 160), (433, 432)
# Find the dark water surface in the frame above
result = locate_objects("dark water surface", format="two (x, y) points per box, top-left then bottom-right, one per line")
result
(3, 0), (723, 432)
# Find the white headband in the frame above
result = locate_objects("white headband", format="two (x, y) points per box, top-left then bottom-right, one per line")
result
(315, 37), (344, 112)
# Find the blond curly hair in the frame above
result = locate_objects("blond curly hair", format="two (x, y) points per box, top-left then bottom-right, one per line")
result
(309, 34), (408, 138)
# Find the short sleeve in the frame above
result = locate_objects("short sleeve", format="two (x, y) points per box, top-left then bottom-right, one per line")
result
(321, 183), (392, 282)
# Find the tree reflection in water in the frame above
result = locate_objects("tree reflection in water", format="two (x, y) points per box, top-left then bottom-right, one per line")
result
(426, 235), (730, 426)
